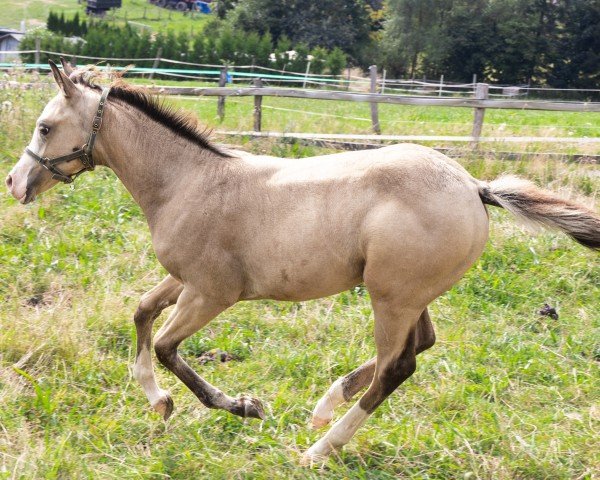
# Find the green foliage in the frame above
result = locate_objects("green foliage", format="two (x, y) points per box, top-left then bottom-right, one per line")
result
(23, 18), (342, 74)
(309, 46), (328, 75)
(215, 0), (237, 19)
(226, 0), (373, 63)
(47, 10), (87, 37)
(548, 1), (600, 89)
(326, 47), (347, 76)
(380, 0), (600, 87)
(10, 0), (600, 87)
(273, 34), (292, 70)
(288, 43), (309, 73)
(19, 30), (75, 64)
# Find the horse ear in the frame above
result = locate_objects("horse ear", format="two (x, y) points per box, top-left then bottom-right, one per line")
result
(48, 60), (78, 98)
(59, 57), (74, 77)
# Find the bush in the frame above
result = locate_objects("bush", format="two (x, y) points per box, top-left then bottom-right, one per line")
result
(326, 47), (347, 76)
(22, 20), (346, 79)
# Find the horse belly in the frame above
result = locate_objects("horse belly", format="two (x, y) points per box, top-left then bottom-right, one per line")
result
(240, 229), (365, 302)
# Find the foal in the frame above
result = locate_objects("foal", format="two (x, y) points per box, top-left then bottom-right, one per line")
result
(6, 61), (600, 462)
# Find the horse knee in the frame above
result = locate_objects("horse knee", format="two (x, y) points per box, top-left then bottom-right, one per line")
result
(134, 296), (158, 325)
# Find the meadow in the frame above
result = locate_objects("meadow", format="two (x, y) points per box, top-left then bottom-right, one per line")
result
(0, 77), (598, 478)
(1, 0), (209, 34)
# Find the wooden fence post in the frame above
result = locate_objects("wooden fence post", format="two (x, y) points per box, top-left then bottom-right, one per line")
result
(302, 61), (311, 89)
(369, 65), (381, 134)
(345, 66), (351, 91)
(253, 77), (263, 132)
(217, 66), (228, 122)
(34, 37), (40, 70)
(472, 82), (489, 144)
(148, 47), (162, 80)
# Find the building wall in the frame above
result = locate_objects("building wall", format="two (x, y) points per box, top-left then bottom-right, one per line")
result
(0, 36), (22, 62)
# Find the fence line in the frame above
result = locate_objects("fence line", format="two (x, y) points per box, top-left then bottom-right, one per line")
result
(3, 62), (599, 145)
(151, 86), (600, 112)
(1, 61), (356, 85)
(3, 50), (600, 98)
(156, 84), (600, 139)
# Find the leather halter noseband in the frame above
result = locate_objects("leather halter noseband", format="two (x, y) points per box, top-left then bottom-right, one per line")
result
(25, 87), (111, 184)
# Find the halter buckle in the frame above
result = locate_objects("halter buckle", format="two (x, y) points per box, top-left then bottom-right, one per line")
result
(80, 144), (94, 171)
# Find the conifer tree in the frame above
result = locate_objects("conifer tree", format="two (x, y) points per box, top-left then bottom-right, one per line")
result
(73, 13), (81, 36)
(47, 12), (57, 32)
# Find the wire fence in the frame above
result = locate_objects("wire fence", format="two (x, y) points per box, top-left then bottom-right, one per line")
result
(2, 50), (600, 101)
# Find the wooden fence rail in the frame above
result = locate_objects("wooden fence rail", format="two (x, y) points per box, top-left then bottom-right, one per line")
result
(153, 86), (600, 112)
(152, 83), (600, 142)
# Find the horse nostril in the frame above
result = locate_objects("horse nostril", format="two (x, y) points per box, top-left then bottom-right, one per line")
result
(5, 174), (12, 189)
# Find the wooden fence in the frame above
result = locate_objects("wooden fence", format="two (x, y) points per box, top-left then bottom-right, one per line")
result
(4, 64), (599, 145)
(152, 81), (600, 142)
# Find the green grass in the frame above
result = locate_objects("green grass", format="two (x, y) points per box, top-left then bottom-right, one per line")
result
(2, 0), (81, 30)
(1, 0), (211, 34)
(0, 77), (599, 479)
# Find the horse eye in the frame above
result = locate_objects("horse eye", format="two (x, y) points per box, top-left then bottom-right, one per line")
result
(39, 125), (50, 136)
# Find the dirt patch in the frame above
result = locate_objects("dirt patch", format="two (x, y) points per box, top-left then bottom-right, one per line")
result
(197, 348), (236, 364)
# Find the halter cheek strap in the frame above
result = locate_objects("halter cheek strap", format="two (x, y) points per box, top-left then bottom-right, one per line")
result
(25, 87), (111, 184)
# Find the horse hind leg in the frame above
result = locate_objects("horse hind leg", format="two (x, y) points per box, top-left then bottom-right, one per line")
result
(303, 299), (423, 462)
(310, 307), (435, 429)
(133, 274), (183, 420)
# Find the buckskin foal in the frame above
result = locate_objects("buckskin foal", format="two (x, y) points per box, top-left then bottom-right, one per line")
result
(6, 61), (600, 462)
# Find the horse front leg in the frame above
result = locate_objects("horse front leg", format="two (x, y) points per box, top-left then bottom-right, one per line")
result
(133, 274), (183, 419)
(153, 288), (265, 419)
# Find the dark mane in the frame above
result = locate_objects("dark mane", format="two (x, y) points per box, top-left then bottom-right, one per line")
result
(73, 69), (230, 158)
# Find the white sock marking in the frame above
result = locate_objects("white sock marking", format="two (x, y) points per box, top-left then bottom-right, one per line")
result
(134, 346), (168, 406)
(312, 377), (345, 426)
(306, 403), (370, 459)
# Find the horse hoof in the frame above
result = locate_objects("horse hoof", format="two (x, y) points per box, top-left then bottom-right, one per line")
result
(300, 449), (329, 466)
(152, 394), (174, 420)
(301, 438), (335, 465)
(237, 396), (265, 420)
(310, 415), (331, 430)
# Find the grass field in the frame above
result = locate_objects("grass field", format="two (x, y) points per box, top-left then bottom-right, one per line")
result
(1, 0), (210, 34)
(0, 77), (599, 478)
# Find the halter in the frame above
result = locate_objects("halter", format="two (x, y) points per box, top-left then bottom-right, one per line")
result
(25, 87), (111, 184)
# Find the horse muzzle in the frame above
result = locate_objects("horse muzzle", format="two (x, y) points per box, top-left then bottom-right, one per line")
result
(5, 161), (43, 204)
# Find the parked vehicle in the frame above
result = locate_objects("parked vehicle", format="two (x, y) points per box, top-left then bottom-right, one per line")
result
(86, 0), (122, 15)
(148, 0), (211, 13)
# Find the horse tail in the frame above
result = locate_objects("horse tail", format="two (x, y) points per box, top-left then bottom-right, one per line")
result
(479, 175), (600, 251)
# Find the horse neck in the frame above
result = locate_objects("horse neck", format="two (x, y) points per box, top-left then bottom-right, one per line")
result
(94, 104), (228, 221)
